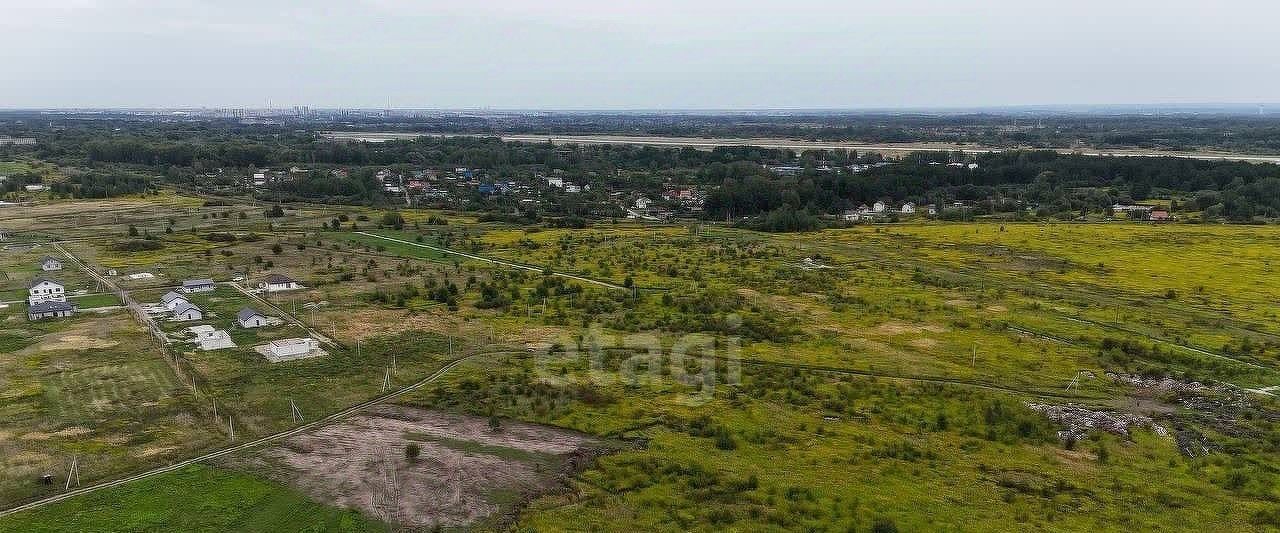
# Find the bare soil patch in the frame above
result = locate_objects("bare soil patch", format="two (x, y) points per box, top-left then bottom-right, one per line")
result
(223, 405), (613, 530)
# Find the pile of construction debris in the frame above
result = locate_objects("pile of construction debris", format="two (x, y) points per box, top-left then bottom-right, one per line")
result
(1026, 402), (1168, 442)
(1107, 372), (1206, 395)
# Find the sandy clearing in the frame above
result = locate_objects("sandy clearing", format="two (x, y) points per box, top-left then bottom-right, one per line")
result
(225, 405), (609, 529)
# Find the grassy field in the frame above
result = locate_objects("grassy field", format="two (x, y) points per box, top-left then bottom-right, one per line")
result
(0, 311), (224, 506)
(0, 464), (386, 532)
(1, 194), (1278, 531)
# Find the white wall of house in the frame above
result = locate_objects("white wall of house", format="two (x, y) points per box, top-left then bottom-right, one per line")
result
(28, 281), (66, 303)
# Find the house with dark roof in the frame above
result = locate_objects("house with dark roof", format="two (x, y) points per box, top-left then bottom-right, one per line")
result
(236, 307), (270, 328)
(161, 291), (190, 310)
(28, 300), (75, 321)
(181, 279), (217, 294)
(172, 301), (204, 321)
(258, 274), (303, 292)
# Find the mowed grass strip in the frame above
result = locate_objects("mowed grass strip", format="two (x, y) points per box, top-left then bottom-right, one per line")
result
(0, 464), (387, 533)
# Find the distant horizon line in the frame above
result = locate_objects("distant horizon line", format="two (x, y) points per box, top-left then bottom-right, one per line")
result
(0, 103), (1277, 115)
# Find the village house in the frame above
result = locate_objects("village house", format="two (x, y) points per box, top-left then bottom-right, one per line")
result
(28, 300), (75, 321)
(172, 302), (204, 321)
(39, 256), (63, 271)
(873, 201), (887, 213)
(1150, 208), (1171, 221)
(634, 196), (652, 210)
(28, 277), (66, 304)
(900, 202), (916, 214)
(161, 291), (191, 311)
(237, 307), (270, 328)
(181, 279), (217, 293)
(1111, 204), (1153, 219)
(259, 274), (303, 292)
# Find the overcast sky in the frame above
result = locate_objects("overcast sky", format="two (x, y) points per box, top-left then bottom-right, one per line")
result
(2, 0), (1278, 109)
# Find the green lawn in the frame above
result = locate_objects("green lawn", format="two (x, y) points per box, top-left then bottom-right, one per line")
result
(68, 293), (120, 309)
(0, 464), (387, 533)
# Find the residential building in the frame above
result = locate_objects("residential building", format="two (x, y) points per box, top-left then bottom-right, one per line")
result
(28, 300), (75, 321)
(161, 291), (190, 311)
(237, 308), (270, 328)
(39, 256), (63, 271)
(28, 278), (66, 304)
(259, 274), (303, 292)
(181, 279), (217, 293)
(172, 302), (204, 321)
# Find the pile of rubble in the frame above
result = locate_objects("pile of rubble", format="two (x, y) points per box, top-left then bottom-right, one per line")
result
(1106, 372), (1206, 394)
(1026, 402), (1168, 442)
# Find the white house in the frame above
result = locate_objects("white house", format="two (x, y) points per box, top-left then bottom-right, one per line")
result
(634, 196), (652, 210)
(39, 256), (63, 271)
(873, 201), (887, 213)
(161, 291), (190, 311)
(181, 279), (216, 293)
(259, 274), (303, 292)
(841, 210), (863, 222)
(564, 183), (581, 193)
(546, 176), (564, 188)
(237, 307), (270, 328)
(28, 278), (66, 304)
(172, 302), (204, 321)
(28, 300), (75, 321)
(900, 202), (916, 214)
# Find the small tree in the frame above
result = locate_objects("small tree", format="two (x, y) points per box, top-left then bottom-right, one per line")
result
(272, 243), (283, 255)
(488, 414), (502, 431)
(405, 443), (421, 461)
(128, 225), (139, 237)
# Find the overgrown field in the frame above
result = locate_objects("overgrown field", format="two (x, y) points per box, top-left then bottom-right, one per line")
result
(1, 196), (1278, 531)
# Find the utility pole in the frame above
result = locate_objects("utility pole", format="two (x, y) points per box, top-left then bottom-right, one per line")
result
(290, 398), (304, 422)
(64, 456), (80, 491)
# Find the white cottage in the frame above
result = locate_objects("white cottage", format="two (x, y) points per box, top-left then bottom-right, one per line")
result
(28, 278), (66, 304)
(39, 256), (63, 271)
(161, 291), (190, 311)
(181, 279), (216, 293)
(172, 302), (204, 321)
(259, 274), (302, 292)
(237, 307), (270, 328)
